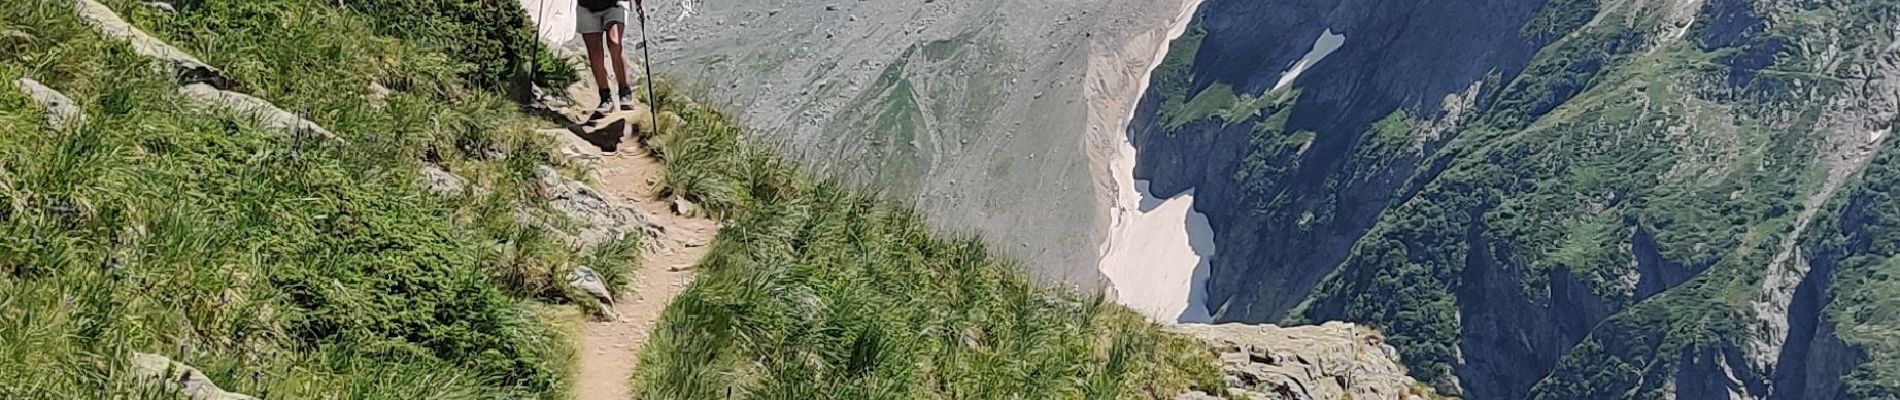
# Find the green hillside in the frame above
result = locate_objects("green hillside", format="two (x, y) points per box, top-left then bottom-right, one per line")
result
(634, 90), (1221, 398)
(1134, 0), (1900, 397)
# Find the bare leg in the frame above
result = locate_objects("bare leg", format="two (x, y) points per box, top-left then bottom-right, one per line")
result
(605, 23), (632, 93)
(582, 32), (611, 100)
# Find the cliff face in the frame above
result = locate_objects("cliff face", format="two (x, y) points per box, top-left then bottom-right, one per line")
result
(1128, 0), (1555, 326)
(1135, 0), (1900, 398)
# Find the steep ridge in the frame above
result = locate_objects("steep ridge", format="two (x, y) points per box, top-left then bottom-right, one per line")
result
(1130, 0), (1900, 398)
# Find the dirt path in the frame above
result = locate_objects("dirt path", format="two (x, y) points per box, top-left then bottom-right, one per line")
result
(561, 101), (717, 400)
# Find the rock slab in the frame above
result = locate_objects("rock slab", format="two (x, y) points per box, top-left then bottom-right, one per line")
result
(1171, 322), (1440, 400)
(72, 0), (232, 89)
(13, 78), (82, 129)
(129, 353), (257, 400)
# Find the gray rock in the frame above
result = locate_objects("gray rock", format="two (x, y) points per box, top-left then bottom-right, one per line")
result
(1173, 392), (1223, 400)
(537, 166), (662, 250)
(417, 164), (465, 195)
(0, 29), (29, 46)
(13, 78), (83, 130)
(141, 1), (174, 13)
(1170, 322), (1441, 400)
(179, 83), (341, 143)
(566, 265), (614, 306)
(367, 82), (391, 107)
(73, 0), (233, 89)
(129, 353), (257, 400)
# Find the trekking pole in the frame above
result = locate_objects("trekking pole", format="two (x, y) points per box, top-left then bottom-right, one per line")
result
(636, 1), (660, 135)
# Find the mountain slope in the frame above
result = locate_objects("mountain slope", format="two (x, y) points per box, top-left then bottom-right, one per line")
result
(634, 0), (1196, 292)
(3, 1), (1234, 399)
(627, 85), (1224, 398)
(1130, 0), (1900, 397)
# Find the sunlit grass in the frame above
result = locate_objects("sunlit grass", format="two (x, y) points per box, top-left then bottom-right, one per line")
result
(634, 84), (1226, 399)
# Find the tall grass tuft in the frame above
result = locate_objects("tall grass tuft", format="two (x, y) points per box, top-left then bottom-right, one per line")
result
(634, 84), (1227, 398)
(1, 0), (626, 398)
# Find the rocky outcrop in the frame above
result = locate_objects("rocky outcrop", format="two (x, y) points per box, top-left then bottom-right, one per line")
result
(178, 83), (340, 143)
(72, 0), (233, 89)
(68, 0), (339, 144)
(128, 353), (257, 400)
(13, 78), (83, 130)
(536, 165), (661, 250)
(1172, 323), (1441, 400)
(417, 163), (468, 195)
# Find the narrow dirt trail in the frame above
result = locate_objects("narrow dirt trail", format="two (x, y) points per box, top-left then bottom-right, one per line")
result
(564, 105), (718, 400)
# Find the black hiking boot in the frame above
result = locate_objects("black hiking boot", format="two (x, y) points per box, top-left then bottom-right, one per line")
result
(587, 97), (615, 122)
(618, 88), (636, 111)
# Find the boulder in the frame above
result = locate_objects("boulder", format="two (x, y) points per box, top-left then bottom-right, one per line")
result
(179, 83), (340, 143)
(566, 265), (615, 314)
(417, 164), (466, 195)
(13, 78), (83, 130)
(129, 353), (257, 400)
(72, 0), (233, 89)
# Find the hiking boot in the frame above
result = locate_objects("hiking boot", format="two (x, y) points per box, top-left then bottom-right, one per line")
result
(590, 97), (615, 120)
(618, 90), (636, 111)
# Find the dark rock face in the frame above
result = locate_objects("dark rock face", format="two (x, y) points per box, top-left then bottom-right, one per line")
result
(1135, 0), (1899, 397)
(1128, 0), (1552, 326)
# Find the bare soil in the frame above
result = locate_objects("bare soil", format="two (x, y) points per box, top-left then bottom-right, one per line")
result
(552, 92), (719, 400)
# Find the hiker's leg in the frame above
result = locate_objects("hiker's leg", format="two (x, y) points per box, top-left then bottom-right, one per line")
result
(605, 23), (632, 92)
(582, 32), (611, 92)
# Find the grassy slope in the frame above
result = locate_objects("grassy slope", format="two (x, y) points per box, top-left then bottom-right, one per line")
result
(634, 89), (1224, 398)
(0, 0), (629, 398)
(2, 1), (1223, 399)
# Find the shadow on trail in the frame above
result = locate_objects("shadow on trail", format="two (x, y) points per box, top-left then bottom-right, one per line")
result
(525, 101), (641, 153)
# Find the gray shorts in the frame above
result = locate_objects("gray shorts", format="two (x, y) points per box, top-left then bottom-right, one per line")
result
(576, 3), (627, 34)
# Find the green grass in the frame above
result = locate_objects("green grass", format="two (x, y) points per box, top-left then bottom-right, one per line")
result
(0, 0), (622, 398)
(1161, 83), (1235, 130)
(4, 1), (1236, 398)
(1273, 0), (1882, 393)
(1151, 19), (1208, 131)
(633, 86), (1226, 399)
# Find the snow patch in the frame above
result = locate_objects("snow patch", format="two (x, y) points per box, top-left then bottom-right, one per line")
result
(1096, 0), (1215, 324)
(1101, 175), (1217, 323)
(1272, 29), (1346, 92)
(1874, 128), (1890, 143)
